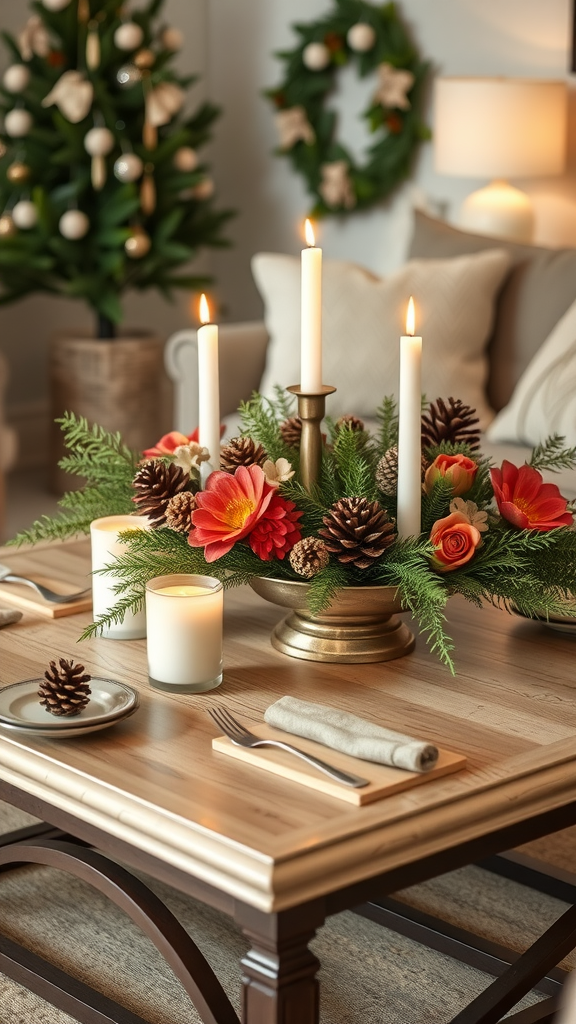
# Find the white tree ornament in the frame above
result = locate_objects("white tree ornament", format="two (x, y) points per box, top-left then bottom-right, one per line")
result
(275, 106), (315, 149)
(114, 153), (144, 182)
(347, 23), (376, 52)
(4, 109), (33, 137)
(42, 0), (71, 10)
(12, 200), (38, 229)
(374, 62), (414, 110)
(114, 23), (144, 51)
(59, 209), (90, 240)
(319, 160), (356, 209)
(42, 71), (94, 124)
(18, 16), (50, 61)
(145, 82), (185, 126)
(84, 126), (114, 156)
(302, 42), (330, 71)
(3, 64), (31, 93)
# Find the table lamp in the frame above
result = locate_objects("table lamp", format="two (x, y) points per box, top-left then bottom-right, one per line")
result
(434, 77), (567, 243)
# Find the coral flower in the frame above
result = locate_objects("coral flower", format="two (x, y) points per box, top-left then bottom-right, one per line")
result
(490, 461), (573, 532)
(430, 512), (482, 572)
(189, 464), (276, 561)
(424, 453), (478, 497)
(144, 429), (200, 459)
(248, 495), (302, 561)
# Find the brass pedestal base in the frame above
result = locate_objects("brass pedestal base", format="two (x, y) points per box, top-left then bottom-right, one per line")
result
(249, 578), (415, 664)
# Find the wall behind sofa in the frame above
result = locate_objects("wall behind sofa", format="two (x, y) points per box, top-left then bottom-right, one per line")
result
(0, 0), (574, 462)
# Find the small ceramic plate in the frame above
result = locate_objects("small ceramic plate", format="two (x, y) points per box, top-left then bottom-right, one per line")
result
(0, 705), (138, 738)
(0, 677), (138, 731)
(512, 609), (576, 635)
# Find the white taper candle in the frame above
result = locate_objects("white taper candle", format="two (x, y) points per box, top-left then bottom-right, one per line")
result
(397, 296), (422, 538)
(301, 218), (323, 393)
(198, 293), (220, 485)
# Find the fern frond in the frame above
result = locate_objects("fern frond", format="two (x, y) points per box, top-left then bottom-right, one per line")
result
(529, 434), (576, 472)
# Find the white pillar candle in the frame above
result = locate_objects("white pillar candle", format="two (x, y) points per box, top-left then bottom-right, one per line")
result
(145, 574), (223, 692)
(90, 515), (150, 639)
(397, 297), (422, 538)
(198, 293), (220, 485)
(301, 218), (323, 393)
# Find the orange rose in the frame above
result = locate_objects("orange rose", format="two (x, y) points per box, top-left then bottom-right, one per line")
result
(430, 511), (482, 573)
(425, 453), (478, 497)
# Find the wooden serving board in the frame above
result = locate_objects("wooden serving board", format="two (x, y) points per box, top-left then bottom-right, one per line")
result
(212, 724), (467, 806)
(0, 576), (92, 619)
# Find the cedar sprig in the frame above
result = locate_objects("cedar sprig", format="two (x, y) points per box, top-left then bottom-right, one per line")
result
(421, 477), (454, 534)
(529, 434), (576, 473)
(375, 396), (399, 456)
(238, 393), (296, 466)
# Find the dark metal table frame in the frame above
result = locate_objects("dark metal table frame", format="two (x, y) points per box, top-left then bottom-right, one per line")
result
(0, 779), (574, 1024)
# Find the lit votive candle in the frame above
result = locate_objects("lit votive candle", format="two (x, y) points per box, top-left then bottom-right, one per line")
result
(145, 574), (223, 693)
(90, 515), (150, 640)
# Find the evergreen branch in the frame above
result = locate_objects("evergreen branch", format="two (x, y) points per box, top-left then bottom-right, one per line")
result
(421, 478), (454, 533)
(529, 434), (576, 472)
(375, 396), (398, 455)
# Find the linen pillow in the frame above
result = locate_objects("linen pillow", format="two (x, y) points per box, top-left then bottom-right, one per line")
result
(252, 249), (510, 429)
(486, 296), (576, 446)
(409, 210), (576, 411)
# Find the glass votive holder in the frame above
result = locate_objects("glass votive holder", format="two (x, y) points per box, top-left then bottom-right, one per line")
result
(90, 515), (150, 640)
(145, 574), (224, 693)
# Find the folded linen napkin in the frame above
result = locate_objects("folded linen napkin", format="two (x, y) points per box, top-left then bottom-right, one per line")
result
(0, 609), (22, 629)
(264, 696), (439, 772)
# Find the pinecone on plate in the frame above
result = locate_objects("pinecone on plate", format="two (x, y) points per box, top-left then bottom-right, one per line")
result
(421, 398), (481, 452)
(280, 416), (302, 447)
(319, 497), (396, 569)
(133, 460), (189, 525)
(289, 537), (330, 578)
(220, 436), (267, 471)
(39, 659), (92, 717)
(165, 491), (197, 533)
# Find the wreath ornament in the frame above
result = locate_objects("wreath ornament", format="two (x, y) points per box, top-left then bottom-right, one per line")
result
(267, 0), (430, 216)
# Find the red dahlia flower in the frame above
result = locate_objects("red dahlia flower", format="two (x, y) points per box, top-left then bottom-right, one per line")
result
(189, 464), (276, 561)
(490, 461), (573, 532)
(248, 495), (302, 561)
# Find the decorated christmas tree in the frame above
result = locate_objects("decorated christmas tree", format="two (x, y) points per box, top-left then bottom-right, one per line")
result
(0, 0), (232, 338)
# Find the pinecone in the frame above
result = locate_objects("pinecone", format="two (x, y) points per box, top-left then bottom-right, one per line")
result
(319, 497), (396, 570)
(220, 436), (267, 471)
(133, 460), (189, 526)
(376, 445), (428, 496)
(289, 537), (330, 578)
(335, 414), (365, 433)
(165, 491), (197, 533)
(38, 659), (92, 717)
(280, 416), (302, 447)
(421, 397), (481, 452)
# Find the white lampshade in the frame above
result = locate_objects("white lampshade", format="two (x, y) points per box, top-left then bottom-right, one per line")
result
(435, 77), (567, 179)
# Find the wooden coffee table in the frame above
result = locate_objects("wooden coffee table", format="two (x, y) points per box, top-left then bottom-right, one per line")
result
(0, 539), (576, 1024)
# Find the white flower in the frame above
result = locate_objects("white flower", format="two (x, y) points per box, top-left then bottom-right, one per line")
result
(263, 457), (294, 486)
(173, 443), (210, 473)
(450, 497), (489, 532)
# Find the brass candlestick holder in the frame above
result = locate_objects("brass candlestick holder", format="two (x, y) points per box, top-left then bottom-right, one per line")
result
(286, 384), (336, 490)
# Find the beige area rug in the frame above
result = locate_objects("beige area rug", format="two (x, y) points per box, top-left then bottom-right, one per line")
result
(0, 800), (572, 1024)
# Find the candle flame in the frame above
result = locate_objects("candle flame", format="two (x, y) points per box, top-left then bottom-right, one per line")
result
(406, 296), (415, 336)
(304, 218), (316, 247)
(199, 293), (211, 325)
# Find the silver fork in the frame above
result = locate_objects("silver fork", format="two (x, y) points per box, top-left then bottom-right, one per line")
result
(0, 564), (91, 605)
(209, 707), (369, 788)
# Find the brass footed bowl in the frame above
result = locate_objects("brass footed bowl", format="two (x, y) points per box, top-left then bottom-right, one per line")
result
(249, 577), (415, 664)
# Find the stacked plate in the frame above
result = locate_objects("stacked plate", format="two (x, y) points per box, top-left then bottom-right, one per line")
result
(513, 608), (576, 636)
(0, 678), (139, 738)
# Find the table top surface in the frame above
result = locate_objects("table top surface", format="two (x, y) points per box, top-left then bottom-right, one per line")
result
(1, 538), (576, 912)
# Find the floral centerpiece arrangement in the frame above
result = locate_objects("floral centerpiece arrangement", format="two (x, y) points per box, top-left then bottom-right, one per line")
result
(15, 391), (576, 671)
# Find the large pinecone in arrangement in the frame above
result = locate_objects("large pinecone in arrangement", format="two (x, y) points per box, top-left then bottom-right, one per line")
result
(220, 436), (267, 471)
(39, 659), (92, 717)
(133, 460), (189, 525)
(319, 497), (396, 570)
(165, 491), (197, 533)
(421, 397), (481, 452)
(279, 416), (302, 447)
(335, 414), (365, 433)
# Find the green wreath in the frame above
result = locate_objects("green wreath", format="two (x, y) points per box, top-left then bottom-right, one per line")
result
(267, 0), (430, 216)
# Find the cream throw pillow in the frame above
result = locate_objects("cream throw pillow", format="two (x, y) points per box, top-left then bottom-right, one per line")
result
(252, 249), (510, 429)
(487, 296), (576, 446)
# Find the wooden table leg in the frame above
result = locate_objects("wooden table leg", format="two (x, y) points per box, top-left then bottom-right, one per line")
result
(235, 901), (326, 1024)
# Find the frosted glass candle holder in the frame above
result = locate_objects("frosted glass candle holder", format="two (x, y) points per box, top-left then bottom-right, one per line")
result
(145, 574), (224, 693)
(90, 515), (150, 640)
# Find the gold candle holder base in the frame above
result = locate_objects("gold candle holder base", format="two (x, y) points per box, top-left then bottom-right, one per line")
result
(287, 384), (336, 491)
(249, 578), (415, 663)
